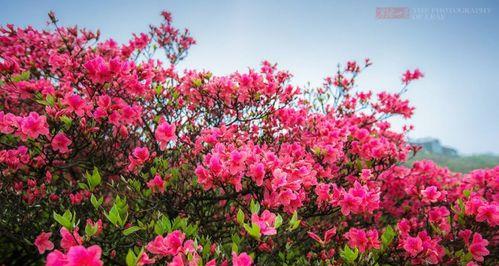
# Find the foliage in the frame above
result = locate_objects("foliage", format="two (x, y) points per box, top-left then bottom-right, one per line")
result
(408, 150), (499, 173)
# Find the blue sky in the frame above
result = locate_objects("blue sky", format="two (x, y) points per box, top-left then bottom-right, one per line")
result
(1, 0), (498, 154)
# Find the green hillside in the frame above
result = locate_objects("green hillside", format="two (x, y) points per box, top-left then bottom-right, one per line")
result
(407, 150), (499, 173)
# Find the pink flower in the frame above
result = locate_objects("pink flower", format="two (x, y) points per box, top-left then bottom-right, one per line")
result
(155, 122), (176, 150)
(51, 133), (72, 154)
(228, 150), (247, 175)
(66, 245), (103, 266)
(307, 227), (336, 246)
(314, 183), (331, 204)
(60, 227), (83, 251)
(208, 154), (223, 175)
(344, 228), (379, 253)
(147, 174), (166, 193)
(232, 252), (253, 266)
(338, 193), (361, 216)
(20, 112), (50, 140)
(62, 93), (91, 117)
(475, 203), (498, 226)
(337, 182), (379, 216)
(46, 245), (103, 266)
(84, 56), (111, 83)
(345, 228), (368, 252)
(137, 252), (155, 266)
(469, 233), (489, 262)
(397, 219), (411, 236)
(128, 146), (150, 170)
(46, 250), (68, 266)
(366, 229), (381, 250)
(147, 230), (185, 256)
(195, 165), (212, 190)
(402, 69), (424, 84)
(248, 163), (265, 186)
(403, 236), (423, 257)
(251, 210), (277, 236)
(34, 231), (54, 254)
(420, 186), (441, 203)
(168, 254), (185, 266)
(459, 229), (472, 246)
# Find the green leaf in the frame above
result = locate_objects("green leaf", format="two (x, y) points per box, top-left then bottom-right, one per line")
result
(46, 95), (55, 106)
(105, 204), (125, 227)
(462, 251), (473, 263)
(192, 78), (202, 87)
(78, 182), (89, 190)
(126, 249), (137, 266)
(381, 225), (396, 247)
(123, 226), (142, 236)
(250, 199), (260, 214)
(231, 243), (238, 253)
(231, 234), (241, 245)
(243, 223), (261, 240)
(60, 116), (73, 128)
(274, 214), (283, 229)
(11, 71), (30, 82)
(53, 210), (74, 230)
(340, 245), (359, 263)
(85, 223), (98, 237)
(86, 167), (102, 191)
(463, 189), (471, 198)
(90, 194), (103, 209)
(288, 211), (300, 231)
(155, 84), (164, 95)
(237, 209), (245, 224)
(154, 215), (172, 235)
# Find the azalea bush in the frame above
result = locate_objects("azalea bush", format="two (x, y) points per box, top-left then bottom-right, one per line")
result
(0, 10), (497, 266)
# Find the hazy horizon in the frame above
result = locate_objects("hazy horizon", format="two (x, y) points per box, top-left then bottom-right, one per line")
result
(1, 0), (498, 154)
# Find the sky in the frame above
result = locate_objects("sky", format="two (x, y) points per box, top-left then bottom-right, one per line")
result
(1, 0), (498, 154)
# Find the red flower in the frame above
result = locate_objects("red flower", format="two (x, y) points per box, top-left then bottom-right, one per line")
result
(34, 231), (54, 254)
(155, 121), (176, 150)
(51, 133), (72, 154)
(232, 252), (253, 266)
(469, 233), (489, 262)
(403, 236), (423, 257)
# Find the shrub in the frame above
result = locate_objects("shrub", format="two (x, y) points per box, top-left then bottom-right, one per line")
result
(0, 10), (497, 266)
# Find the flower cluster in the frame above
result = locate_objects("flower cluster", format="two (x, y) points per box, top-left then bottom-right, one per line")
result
(0, 9), (497, 266)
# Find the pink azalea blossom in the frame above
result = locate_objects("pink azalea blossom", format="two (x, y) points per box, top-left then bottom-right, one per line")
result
(62, 93), (91, 117)
(475, 203), (498, 226)
(34, 231), (54, 254)
(403, 236), (423, 257)
(51, 133), (72, 154)
(128, 146), (150, 171)
(147, 174), (166, 193)
(60, 227), (83, 251)
(155, 121), (176, 150)
(421, 186), (441, 203)
(84, 56), (111, 83)
(46, 245), (103, 266)
(20, 112), (50, 140)
(468, 233), (489, 262)
(251, 210), (277, 236)
(66, 245), (103, 266)
(147, 230), (185, 256)
(232, 252), (253, 266)
(248, 162), (265, 186)
(345, 228), (380, 253)
(46, 250), (68, 266)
